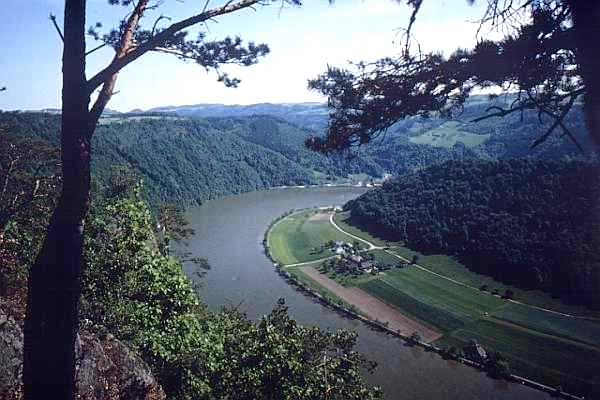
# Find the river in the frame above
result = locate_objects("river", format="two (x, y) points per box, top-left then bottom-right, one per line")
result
(181, 187), (549, 400)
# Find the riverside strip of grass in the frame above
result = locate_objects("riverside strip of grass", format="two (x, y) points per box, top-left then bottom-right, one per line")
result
(437, 319), (600, 392)
(337, 214), (600, 395)
(270, 208), (600, 396)
(286, 265), (347, 307)
(268, 210), (356, 265)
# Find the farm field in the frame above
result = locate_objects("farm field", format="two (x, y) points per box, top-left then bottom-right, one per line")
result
(332, 212), (393, 247)
(491, 303), (600, 348)
(389, 246), (600, 317)
(436, 319), (600, 392)
(360, 265), (600, 393)
(267, 210), (355, 265)
(337, 214), (600, 394)
(359, 268), (505, 330)
(270, 208), (600, 396)
(407, 121), (491, 148)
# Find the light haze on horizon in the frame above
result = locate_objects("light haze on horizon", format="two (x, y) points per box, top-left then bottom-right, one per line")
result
(0, 0), (491, 112)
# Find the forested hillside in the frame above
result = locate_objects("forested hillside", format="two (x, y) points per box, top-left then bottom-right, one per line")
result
(146, 97), (597, 175)
(1, 97), (596, 209)
(0, 112), (380, 207)
(344, 160), (600, 308)
(208, 115), (383, 177)
(0, 130), (382, 399)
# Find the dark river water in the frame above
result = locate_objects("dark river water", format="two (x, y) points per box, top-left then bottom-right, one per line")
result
(181, 187), (549, 400)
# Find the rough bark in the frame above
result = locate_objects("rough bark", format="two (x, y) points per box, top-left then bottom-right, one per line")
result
(2, 306), (166, 400)
(22, 1), (91, 399)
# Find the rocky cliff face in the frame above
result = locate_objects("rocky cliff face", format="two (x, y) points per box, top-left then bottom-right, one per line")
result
(0, 306), (165, 400)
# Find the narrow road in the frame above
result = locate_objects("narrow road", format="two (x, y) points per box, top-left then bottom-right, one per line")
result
(329, 213), (382, 250)
(328, 212), (600, 322)
(285, 256), (337, 268)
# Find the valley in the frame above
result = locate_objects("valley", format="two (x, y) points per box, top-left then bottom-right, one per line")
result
(2, 101), (598, 400)
(180, 187), (548, 400)
(4, 2), (599, 399)
(266, 207), (600, 397)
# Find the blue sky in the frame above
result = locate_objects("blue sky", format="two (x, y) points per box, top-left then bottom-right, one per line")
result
(0, 0), (490, 112)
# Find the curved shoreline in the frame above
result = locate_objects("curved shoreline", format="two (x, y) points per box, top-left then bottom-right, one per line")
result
(262, 207), (585, 400)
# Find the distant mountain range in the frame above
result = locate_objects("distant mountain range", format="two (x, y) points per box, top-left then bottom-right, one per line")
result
(146, 102), (328, 131)
(39, 107), (123, 116)
(140, 98), (595, 161)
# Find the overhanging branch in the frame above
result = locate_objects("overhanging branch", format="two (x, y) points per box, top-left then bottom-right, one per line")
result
(86, 0), (263, 95)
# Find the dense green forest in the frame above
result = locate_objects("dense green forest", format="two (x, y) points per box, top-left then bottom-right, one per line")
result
(344, 159), (600, 308)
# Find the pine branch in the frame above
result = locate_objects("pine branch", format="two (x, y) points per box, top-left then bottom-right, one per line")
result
(88, 0), (151, 128)
(86, 0), (264, 95)
(85, 42), (108, 56)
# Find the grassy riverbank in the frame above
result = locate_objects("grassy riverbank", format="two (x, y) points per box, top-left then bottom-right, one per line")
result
(336, 212), (600, 396)
(267, 209), (356, 265)
(268, 208), (600, 397)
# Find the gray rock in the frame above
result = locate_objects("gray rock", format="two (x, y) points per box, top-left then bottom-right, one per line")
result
(0, 307), (165, 400)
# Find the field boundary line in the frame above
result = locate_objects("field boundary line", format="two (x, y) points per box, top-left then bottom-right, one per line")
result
(285, 256), (337, 267)
(329, 210), (600, 322)
(329, 213), (381, 250)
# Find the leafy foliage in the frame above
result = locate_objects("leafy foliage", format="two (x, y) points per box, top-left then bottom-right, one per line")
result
(0, 132), (59, 315)
(0, 130), (60, 229)
(80, 187), (382, 399)
(345, 159), (600, 308)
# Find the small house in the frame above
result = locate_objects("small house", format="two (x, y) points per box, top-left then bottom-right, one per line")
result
(360, 260), (374, 270)
(335, 247), (346, 255)
(464, 340), (488, 363)
(349, 255), (363, 264)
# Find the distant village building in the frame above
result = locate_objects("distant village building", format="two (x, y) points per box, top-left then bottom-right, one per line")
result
(360, 260), (374, 270)
(332, 241), (347, 256)
(464, 340), (488, 363)
(349, 255), (363, 264)
(335, 247), (346, 255)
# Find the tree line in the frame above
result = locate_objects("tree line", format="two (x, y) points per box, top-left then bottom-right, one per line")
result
(0, 112), (382, 208)
(344, 159), (600, 308)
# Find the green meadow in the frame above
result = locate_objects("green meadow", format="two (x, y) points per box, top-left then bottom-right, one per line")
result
(273, 209), (600, 395)
(267, 210), (355, 265)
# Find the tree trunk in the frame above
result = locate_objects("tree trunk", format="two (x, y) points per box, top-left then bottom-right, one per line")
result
(568, 1), (600, 147)
(23, 1), (90, 399)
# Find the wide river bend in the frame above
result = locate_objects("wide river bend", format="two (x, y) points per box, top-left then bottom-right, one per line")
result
(182, 187), (548, 400)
